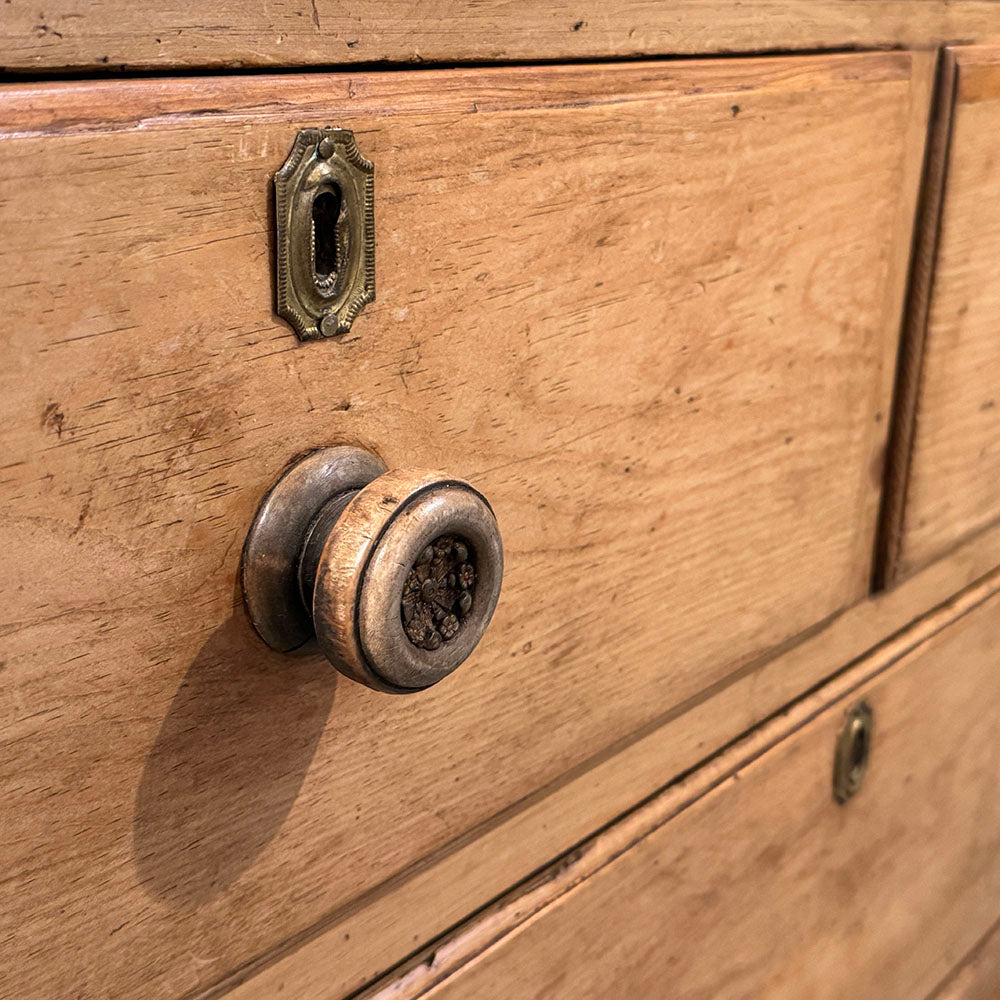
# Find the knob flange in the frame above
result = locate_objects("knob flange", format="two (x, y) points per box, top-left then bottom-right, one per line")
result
(241, 446), (388, 655)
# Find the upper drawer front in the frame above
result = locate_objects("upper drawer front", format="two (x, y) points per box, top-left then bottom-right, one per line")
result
(2, 3), (999, 73)
(889, 46), (1000, 579)
(0, 56), (918, 998)
(414, 588), (1000, 1000)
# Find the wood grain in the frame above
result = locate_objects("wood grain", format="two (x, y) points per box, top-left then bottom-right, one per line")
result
(889, 46), (1000, 580)
(0, 56), (926, 999)
(231, 536), (1000, 1000)
(397, 585), (1000, 1000)
(3, 0), (1000, 73)
(928, 917), (1000, 1000)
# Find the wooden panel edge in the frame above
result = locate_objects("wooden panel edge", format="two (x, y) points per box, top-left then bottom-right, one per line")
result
(874, 46), (959, 589)
(2, 1), (1000, 74)
(949, 43), (1000, 75)
(952, 43), (1000, 104)
(862, 48), (938, 590)
(211, 519), (1000, 1000)
(926, 914), (1000, 1000)
(0, 49), (915, 136)
(362, 569), (1000, 1000)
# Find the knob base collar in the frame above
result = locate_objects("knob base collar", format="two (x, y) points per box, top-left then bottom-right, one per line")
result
(240, 446), (387, 654)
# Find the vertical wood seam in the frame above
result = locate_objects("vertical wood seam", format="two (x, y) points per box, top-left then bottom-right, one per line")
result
(873, 46), (959, 591)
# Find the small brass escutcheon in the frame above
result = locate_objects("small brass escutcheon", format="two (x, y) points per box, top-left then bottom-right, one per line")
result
(833, 700), (873, 804)
(274, 127), (374, 341)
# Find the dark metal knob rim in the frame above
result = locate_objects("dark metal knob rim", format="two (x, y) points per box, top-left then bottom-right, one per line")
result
(240, 446), (387, 655)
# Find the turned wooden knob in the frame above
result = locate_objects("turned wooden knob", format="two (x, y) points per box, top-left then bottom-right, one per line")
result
(241, 447), (503, 692)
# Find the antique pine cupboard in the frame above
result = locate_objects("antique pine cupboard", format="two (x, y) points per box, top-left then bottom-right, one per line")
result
(3, 5), (1000, 1000)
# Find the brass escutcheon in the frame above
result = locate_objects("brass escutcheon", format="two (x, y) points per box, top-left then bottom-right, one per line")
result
(833, 701), (873, 804)
(274, 127), (375, 340)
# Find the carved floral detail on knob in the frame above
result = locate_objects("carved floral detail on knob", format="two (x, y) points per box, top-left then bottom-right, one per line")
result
(401, 535), (476, 651)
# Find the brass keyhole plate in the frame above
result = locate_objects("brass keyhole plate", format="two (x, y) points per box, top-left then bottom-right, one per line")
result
(274, 127), (375, 341)
(833, 701), (874, 804)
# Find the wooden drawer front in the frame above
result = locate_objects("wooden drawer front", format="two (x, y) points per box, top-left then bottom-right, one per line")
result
(414, 589), (1000, 1000)
(0, 56), (921, 998)
(886, 46), (1000, 580)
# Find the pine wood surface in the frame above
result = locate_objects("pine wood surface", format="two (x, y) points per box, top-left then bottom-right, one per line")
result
(384, 581), (1000, 1000)
(0, 54), (928, 999)
(3, 0), (1000, 73)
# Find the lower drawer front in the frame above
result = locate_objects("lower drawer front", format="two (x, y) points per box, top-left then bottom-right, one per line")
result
(0, 54), (922, 998)
(421, 590), (1000, 1000)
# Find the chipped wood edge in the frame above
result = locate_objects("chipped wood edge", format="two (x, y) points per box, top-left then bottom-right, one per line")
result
(874, 47), (960, 590)
(363, 568), (1000, 1000)
(210, 516), (1000, 1000)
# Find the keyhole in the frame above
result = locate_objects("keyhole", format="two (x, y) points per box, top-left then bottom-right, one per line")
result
(849, 720), (869, 781)
(833, 701), (873, 804)
(312, 186), (342, 281)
